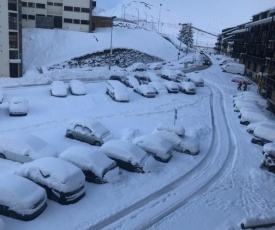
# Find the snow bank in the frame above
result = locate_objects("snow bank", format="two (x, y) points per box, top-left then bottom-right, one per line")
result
(240, 215), (275, 229)
(0, 218), (4, 230)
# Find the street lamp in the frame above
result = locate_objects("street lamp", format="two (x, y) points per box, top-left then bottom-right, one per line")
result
(144, 11), (147, 28)
(135, 8), (139, 25)
(122, 5), (126, 21)
(158, 3), (162, 33)
(150, 15), (154, 30)
(109, 16), (116, 70)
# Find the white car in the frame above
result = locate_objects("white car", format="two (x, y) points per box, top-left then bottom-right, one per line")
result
(16, 157), (86, 205)
(50, 80), (68, 97)
(153, 129), (199, 155)
(123, 75), (140, 88)
(66, 120), (113, 146)
(69, 79), (87, 95)
(179, 81), (196, 95)
(149, 82), (168, 94)
(161, 69), (177, 81)
(173, 70), (187, 83)
(187, 75), (204, 87)
(246, 120), (275, 134)
(233, 100), (260, 112)
(106, 80), (129, 102)
(9, 96), (29, 116)
(239, 110), (269, 125)
(127, 62), (147, 72)
(143, 72), (161, 82)
(0, 174), (47, 221)
(156, 122), (185, 137)
(263, 142), (275, 155)
(233, 96), (268, 108)
(100, 140), (157, 173)
(59, 145), (120, 184)
(132, 135), (173, 163)
(134, 84), (156, 98)
(0, 133), (57, 163)
(163, 80), (179, 93)
(133, 74), (151, 84)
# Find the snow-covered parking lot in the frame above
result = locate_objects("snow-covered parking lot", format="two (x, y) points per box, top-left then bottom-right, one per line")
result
(1, 56), (275, 230)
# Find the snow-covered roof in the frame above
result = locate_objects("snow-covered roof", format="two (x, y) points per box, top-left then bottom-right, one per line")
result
(228, 28), (247, 35)
(254, 124), (275, 142)
(245, 17), (273, 28)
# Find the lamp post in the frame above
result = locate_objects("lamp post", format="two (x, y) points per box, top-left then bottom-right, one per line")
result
(109, 16), (116, 70)
(122, 5), (126, 21)
(151, 15), (154, 30)
(135, 8), (139, 25)
(144, 11), (147, 28)
(158, 3), (162, 33)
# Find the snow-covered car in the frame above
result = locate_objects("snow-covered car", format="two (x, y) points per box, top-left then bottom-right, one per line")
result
(100, 140), (157, 173)
(153, 130), (199, 155)
(233, 96), (268, 108)
(187, 75), (204, 87)
(69, 79), (87, 95)
(0, 174), (47, 221)
(233, 100), (260, 112)
(161, 69), (177, 81)
(50, 80), (68, 97)
(179, 81), (196, 95)
(143, 72), (161, 82)
(133, 74), (151, 85)
(9, 96), (29, 116)
(0, 87), (3, 103)
(109, 74), (126, 82)
(147, 62), (162, 71)
(16, 157), (86, 205)
(59, 146), (120, 184)
(233, 91), (257, 98)
(106, 80), (129, 102)
(246, 120), (275, 134)
(132, 135), (173, 163)
(163, 80), (179, 93)
(239, 110), (269, 125)
(261, 143), (275, 173)
(66, 120), (113, 146)
(251, 124), (275, 146)
(134, 84), (156, 98)
(173, 70), (187, 83)
(0, 133), (57, 163)
(231, 75), (252, 85)
(122, 75), (140, 88)
(156, 122), (185, 137)
(148, 82), (168, 94)
(127, 62), (147, 72)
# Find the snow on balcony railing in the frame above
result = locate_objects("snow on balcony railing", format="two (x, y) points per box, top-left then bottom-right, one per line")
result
(245, 17), (274, 28)
(228, 28), (247, 35)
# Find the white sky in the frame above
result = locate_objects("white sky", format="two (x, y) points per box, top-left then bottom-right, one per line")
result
(98, 0), (275, 34)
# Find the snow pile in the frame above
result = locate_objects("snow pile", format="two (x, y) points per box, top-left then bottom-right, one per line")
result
(0, 218), (4, 230)
(240, 215), (275, 229)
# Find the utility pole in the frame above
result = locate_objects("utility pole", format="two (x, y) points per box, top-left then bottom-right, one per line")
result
(109, 16), (116, 70)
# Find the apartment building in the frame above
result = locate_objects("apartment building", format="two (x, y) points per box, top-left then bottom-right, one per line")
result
(0, 0), (23, 77)
(0, 0), (96, 78)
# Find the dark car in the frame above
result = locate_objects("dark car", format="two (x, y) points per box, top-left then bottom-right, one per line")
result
(203, 60), (211, 65)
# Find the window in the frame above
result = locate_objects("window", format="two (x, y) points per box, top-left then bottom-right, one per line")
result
(54, 3), (62, 6)
(74, 7), (80, 12)
(36, 14), (45, 17)
(81, 8), (90, 13)
(22, 14), (27, 19)
(9, 32), (18, 48)
(36, 3), (46, 9)
(81, 20), (89, 25)
(8, 0), (17, 11)
(28, 15), (35, 20)
(73, 19), (80, 24)
(10, 63), (19, 78)
(64, 6), (73, 11)
(47, 2), (53, 6)
(64, 18), (72, 23)
(9, 13), (17, 30)
(22, 1), (27, 7)
(28, 2), (35, 8)
(9, 50), (18, 59)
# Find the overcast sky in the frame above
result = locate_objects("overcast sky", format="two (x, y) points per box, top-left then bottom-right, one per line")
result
(98, 0), (275, 33)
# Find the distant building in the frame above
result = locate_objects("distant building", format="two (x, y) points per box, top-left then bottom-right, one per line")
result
(0, 0), (96, 78)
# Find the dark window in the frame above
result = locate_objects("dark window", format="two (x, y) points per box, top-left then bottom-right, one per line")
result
(47, 15), (53, 17)
(47, 2), (53, 6)
(9, 13), (17, 30)
(36, 14), (45, 17)
(74, 7), (80, 12)
(81, 20), (89, 25)
(22, 14), (27, 19)
(28, 15), (35, 20)
(10, 63), (19, 78)
(54, 16), (62, 28)
(8, 0), (17, 11)
(73, 19), (80, 24)
(28, 2), (35, 8)
(54, 3), (62, 6)
(81, 8), (90, 13)
(9, 50), (18, 59)
(22, 1), (27, 7)
(64, 18), (72, 23)
(36, 3), (45, 9)
(64, 6), (73, 11)
(9, 32), (18, 48)
(253, 63), (257, 72)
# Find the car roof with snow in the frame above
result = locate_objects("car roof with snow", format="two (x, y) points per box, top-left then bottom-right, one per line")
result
(107, 80), (128, 91)
(69, 79), (86, 95)
(136, 84), (156, 93)
(263, 142), (275, 155)
(253, 124), (275, 142)
(157, 122), (185, 136)
(68, 120), (110, 136)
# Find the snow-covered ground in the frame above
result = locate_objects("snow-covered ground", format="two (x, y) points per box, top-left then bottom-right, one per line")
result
(1, 27), (275, 230)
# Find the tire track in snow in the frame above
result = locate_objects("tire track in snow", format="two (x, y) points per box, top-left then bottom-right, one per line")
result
(74, 84), (237, 230)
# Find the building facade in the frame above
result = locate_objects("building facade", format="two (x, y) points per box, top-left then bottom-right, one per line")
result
(0, 0), (23, 77)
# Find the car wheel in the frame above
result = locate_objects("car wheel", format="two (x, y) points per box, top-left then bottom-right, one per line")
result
(268, 166), (275, 173)
(94, 141), (101, 146)
(256, 140), (263, 146)
(135, 167), (143, 173)
(0, 153), (6, 159)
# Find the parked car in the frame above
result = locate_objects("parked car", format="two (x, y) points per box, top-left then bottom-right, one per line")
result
(122, 75), (140, 88)
(0, 174), (47, 221)
(50, 80), (68, 97)
(231, 75), (252, 85)
(148, 82), (168, 94)
(261, 142), (275, 173)
(239, 110), (269, 125)
(251, 124), (275, 145)
(153, 130), (199, 155)
(109, 74), (126, 82)
(187, 75), (204, 87)
(16, 157), (86, 205)
(66, 120), (113, 146)
(133, 74), (151, 84)
(246, 120), (275, 134)
(156, 122), (185, 137)
(233, 96), (268, 108)
(173, 70), (187, 83)
(233, 100), (260, 112)
(106, 80), (129, 102)
(161, 69), (177, 81)
(0, 87), (3, 103)
(179, 81), (196, 95)
(59, 146), (120, 184)
(127, 62), (147, 72)
(163, 80), (179, 93)
(9, 96), (29, 116)
(144, 72), (161, 82)
(0, 133), (57, 163)
(134, 84), (156, 98)
(100, 140), (157, 173)
(132, 135), (173, 163)
(69, 80), (87, 95)
(222, 63), (245, 75)
(147, 62), (162, 71)
(203, 59), (211, 65)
